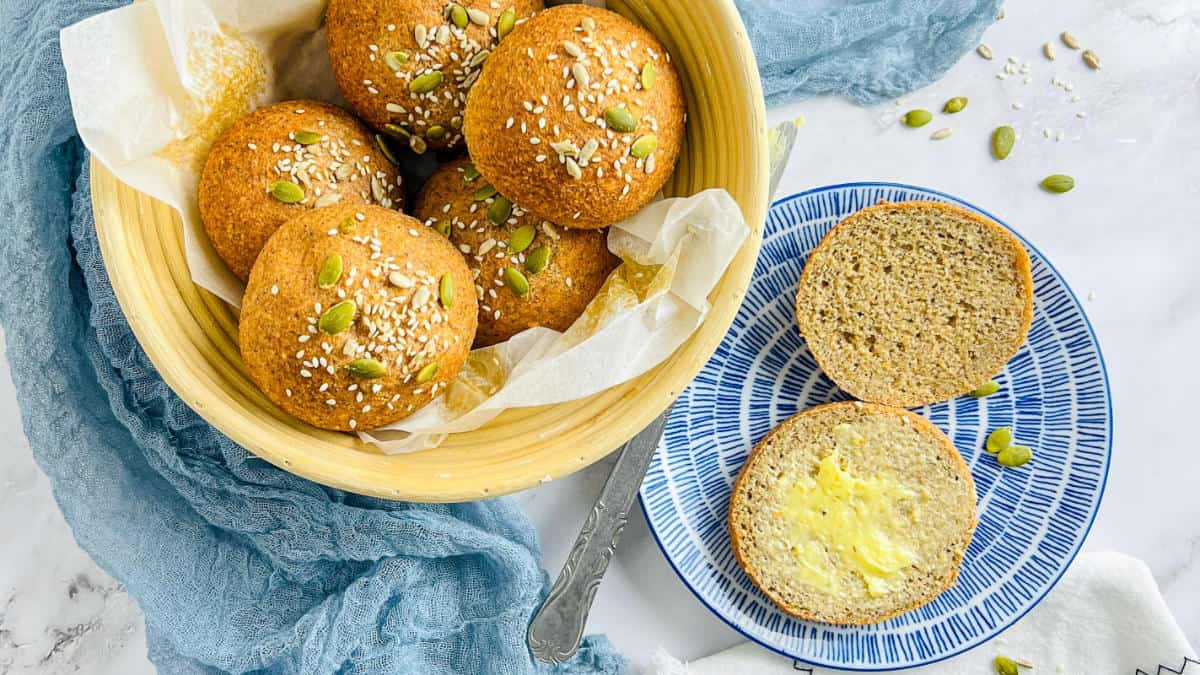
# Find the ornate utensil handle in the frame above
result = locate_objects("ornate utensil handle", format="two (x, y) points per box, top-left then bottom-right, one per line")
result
(527, 410), (671, 664)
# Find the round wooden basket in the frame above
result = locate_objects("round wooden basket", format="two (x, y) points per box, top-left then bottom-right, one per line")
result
(91, 0), (768, 502)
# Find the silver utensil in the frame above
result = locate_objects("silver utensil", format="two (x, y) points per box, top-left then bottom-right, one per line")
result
(528, 120), (799, 663)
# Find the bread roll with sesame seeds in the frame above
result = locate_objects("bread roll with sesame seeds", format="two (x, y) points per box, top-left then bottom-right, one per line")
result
(794, 201), (1034, 407)
(729, 402), (977, 625)
(325, 0), (543, 154)
(239, 204), (477, 431)
(414, 157), (618, 347)
(463, 4), (686, 229)
(198, 100), (404, 282)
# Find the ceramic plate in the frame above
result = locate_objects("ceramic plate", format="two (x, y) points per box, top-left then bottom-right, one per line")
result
(640, 183), (1112, 670)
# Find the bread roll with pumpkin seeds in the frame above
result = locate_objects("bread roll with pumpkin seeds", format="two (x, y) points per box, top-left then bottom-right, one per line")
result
(463, 4), (686, 228)
(414, 157), (619, 347)
(325, 0), (543, 154)
(198, 100), (404, 281)
(239, 204), (477, 431)
(729, 402), (977, 625)
(795, 201), (1034, 407)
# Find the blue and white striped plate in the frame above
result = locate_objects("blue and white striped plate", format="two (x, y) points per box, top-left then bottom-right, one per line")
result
(640, 183), (1112, 671)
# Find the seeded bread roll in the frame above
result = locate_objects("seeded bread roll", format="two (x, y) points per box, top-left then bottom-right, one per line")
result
(729, 402), (978, 625)
(795, 201), (1034, 407)
(198, 100), (404, 281)
(463, 4), (686, 228)
(414, 157), (619, 347)
(326, 0), (543, 154)
(239, 205), (477, 431)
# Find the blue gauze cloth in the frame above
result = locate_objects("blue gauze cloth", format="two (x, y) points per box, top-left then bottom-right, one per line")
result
(0, 0), (997, 673)
(740, 0), (1002, 105)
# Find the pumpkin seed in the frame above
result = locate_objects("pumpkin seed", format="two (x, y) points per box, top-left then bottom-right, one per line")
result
(345, 358), (387, 379)
(439, 273), (454, 307)
(318, 300), (357, 334)
(998, 445), (1033, 467)
(1060, 31), (1080, 50)
(466, 7), (489, 25)
(508, 224), (536, 253)
(382, 123), (410, 139)
(317, 255), (343, 289)
(463, 164), (481, 183)
(943, 97), (968, 113)
(487, 195), (512, 224)
(901, 109), (932, 127)
(293, 130), (322, 145)
(603, 106), (638, 133)
(977, 43), (994, 60)
(630, 134), (658, 158)
(525, 245), (550, 274)
(409, 71), (444, 94)
(986, 427), (1013, 454)
(338, 217), (356, 234)
(1082, 49), (1101, 70)
(473, 183), (498, 200)
(449, 4), (469, 28)
(640, 62), (656, 90)
(416, 361), (439, 383)
(385, 50), (409, 71)
(971, 380), (1000, 398)
(503, 267), (529, 296)
(992, 125), (1016, 160)
(425, 125), (447, 141)
(1041, 174), (1075, 193)
(270, 180), (305, 204)
(375, 134), (400, 164)
(433, 220), (451, 237)
(994, 656), (1019, 675)
(497, 9), (516, 40)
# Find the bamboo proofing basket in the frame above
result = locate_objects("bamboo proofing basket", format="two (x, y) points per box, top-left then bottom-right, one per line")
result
(91, 0), (769, 502)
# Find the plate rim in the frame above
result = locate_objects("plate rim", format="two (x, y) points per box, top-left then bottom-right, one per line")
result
(638, 180), (1114, 671)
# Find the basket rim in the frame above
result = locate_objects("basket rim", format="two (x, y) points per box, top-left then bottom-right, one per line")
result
(89, 0), (769, 502)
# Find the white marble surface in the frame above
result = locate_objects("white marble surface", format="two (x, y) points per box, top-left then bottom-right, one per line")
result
(2, 0), (1199, 672)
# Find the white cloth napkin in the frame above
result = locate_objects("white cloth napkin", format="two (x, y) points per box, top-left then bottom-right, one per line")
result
(654, 552), (1197, 674)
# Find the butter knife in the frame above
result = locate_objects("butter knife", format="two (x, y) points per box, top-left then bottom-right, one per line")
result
(528, 120), (798, 663)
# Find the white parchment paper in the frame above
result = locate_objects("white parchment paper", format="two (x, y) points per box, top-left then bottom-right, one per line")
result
(61, 0), (749, 451)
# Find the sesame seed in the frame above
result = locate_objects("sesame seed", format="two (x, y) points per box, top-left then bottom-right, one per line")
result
(271, 285), (279, 295)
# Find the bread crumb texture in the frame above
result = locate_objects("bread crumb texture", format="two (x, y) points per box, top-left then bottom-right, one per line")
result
(795, 201), (1033, 407)
(729, 402), (977, 625)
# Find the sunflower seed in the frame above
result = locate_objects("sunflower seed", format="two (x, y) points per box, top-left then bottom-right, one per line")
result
(467, 8), (489, 25)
